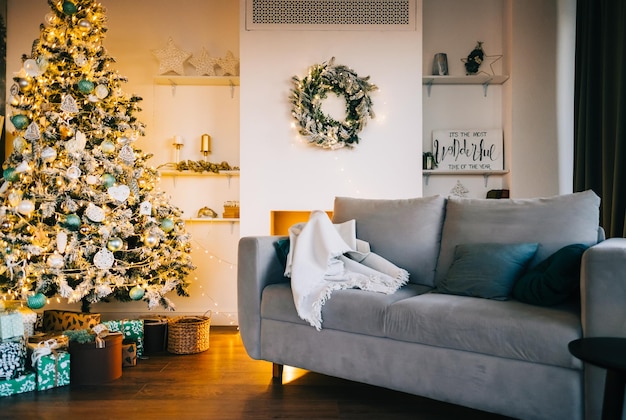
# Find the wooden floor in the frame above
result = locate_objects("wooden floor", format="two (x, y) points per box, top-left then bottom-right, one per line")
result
(1, 328), (513, 420)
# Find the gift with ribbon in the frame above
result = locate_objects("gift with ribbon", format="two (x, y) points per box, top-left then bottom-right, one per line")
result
(16, 307), (37, 338)
(29, 338), (70, 390)
(42, 310), (101, 332)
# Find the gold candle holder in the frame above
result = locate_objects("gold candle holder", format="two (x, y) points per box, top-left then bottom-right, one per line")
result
(201, 134), (211, 162)
(173, 136), (184, 163)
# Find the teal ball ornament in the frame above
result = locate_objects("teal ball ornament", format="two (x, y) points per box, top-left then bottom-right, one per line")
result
(27, 293), (47, 310)
(101, 173), (116, 187)
(78, 79), (94, 94)
(62, 1), (78, 15)
(129, 285), (145, 301)
(10, 114), (30, 130)
(64, 214), (81, 231)
(3, 167), (19, 182)
(160, 218), (175, 232)
(107, 237), (124, 252)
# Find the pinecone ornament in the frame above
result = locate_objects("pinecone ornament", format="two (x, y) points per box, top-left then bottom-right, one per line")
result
(465, 41), (484, 75)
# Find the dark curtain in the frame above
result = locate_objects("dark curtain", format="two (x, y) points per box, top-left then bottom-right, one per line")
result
(574, 0), (626, 238)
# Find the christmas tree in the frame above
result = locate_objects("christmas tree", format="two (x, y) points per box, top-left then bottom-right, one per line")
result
(0, 0), (195, 312)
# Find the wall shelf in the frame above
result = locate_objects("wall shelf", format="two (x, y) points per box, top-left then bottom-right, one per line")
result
(423, 169), (509, 187)
(154, 76), (240, 86)
(184, 218), (239, 223)
(423, 74), (509, 97)
(159, 169), (240, 178)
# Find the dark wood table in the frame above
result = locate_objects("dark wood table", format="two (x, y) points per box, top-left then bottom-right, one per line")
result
(569, 337), (626, 420)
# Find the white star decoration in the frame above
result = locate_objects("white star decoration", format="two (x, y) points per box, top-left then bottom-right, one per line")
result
(152, 37), (192, 75)
(218, 51), (239, 76)
(189, 48), (220, 76)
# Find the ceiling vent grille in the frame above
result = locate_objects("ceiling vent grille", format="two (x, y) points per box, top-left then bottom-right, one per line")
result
(246, 0), (416, 31)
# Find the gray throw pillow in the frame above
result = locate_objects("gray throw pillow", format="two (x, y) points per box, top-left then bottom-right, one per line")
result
(438, 243), (539, 300)
(333, 195), (446, 287)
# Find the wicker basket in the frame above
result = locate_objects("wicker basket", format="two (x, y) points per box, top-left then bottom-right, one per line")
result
(167, 312), (211, 355)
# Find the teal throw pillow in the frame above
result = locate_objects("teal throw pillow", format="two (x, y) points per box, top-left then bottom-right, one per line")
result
(512, 243), (589, 306)
(437, 243), (539, 300)
(274, 238), (290, 268)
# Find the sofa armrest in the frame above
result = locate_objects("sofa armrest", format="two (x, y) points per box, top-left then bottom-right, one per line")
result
(237, 236), (289, 359)
(580, 238), (626, 337)
(580, 238), (626, 420)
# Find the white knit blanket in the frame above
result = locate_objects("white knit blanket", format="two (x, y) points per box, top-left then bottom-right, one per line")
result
(285, 210), (409, 330)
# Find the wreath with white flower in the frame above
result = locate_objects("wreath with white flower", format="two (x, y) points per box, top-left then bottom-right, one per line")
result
(290, 57), (377, 149)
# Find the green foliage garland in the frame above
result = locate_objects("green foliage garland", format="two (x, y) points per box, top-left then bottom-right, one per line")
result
(290, 58), (377, 149)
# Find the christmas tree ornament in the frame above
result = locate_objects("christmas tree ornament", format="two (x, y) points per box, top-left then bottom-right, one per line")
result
(24, 122), (41, 141)
(100, 139), (116, 154)
(7, 190), (23, 207)
(24, 59), (43, 77)
(0, 220), (12, 231)
(59, 124), (74, 140)
(40, 146), (58, 162)
(139, 201), (152, 216)
(85, 175), (98, 185)
(129, 285), (145, 300)
(107, 237), (124, 252)
(63, 214), (81, 231)
(95, 84), (109, 99)
(119, 145), (135, 163)
(78, 79), (95, 94)
(93, 248), (114, 270)
(36, 56), (49, 73)
(151, 37), (191, 75)
(3, 167), (18, 182)
(47, 253), (65, 268)
(79, 225), (91, 235)
(8, 95), (20, 107)
(108, 185), (130, 203)
(74, 54), (88, 67)
(143, 233), (159, 248)
(57, 231), (68, 253)
(17, 77), (32, 92)
(60, 95), (79, 113)
(44, 12), (58, 27)
(160, 218), (175, 232)
(85, 203), (105, 222)
(77, 19), (92, 32)
(10, 114), (30, 130)
(27, 293), (47, 310)
(101, 173), (116, 187)
(62, 1), (78, 15)
(66, 165), (82, 179)
(17, 199), (35, 215)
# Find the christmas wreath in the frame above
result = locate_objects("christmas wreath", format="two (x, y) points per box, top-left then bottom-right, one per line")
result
(290, 57), (377, 149)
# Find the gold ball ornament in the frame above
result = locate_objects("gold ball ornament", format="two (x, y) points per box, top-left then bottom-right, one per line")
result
(107, 237), (124, 252)
(77, 19), (92, 32)
(0, 220), (12, 231)
(79, 225), (91, 235)
(17, 77), (32, 92)
(143, 233), (159, 248)
(59, 125), (74, 140)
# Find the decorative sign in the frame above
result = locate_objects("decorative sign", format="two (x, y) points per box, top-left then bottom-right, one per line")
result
(432, 129), (503, 171)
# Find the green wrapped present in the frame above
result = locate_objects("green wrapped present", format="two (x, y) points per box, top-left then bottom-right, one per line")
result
(0, 371), (36, 397)
(102, 320), (144, 357)
(0, 311), (24, 340)
(31, 350), (70, 391)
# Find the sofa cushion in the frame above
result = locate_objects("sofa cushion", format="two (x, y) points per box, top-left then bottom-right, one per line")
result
(261, 282), (431, 336)
(384, 293), (582, 369)
(435, 190), (600, 284)
(437, 242), (538, 300)
(512, 243), (590, 306)
(332, 195), (446, 287)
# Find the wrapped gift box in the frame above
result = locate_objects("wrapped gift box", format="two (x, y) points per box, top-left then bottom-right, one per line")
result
(122, 340), (137, 367)
(0, 337), (26, 380)
(31, 350), (70, 391)
(0, 371), (36, 397)
(0, 312), (24, 340)
(16, 307), (37, 338)
(42, 310), (101, 332)
(102, 319), (144, 357)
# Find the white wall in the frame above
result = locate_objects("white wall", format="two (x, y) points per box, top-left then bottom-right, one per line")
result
(239, 0), (423, 236)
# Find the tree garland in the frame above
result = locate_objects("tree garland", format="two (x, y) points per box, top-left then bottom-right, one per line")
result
(290, 58), (377, 149)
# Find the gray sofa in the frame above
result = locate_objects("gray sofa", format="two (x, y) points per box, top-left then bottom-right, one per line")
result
(238, 191), (626, 420)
